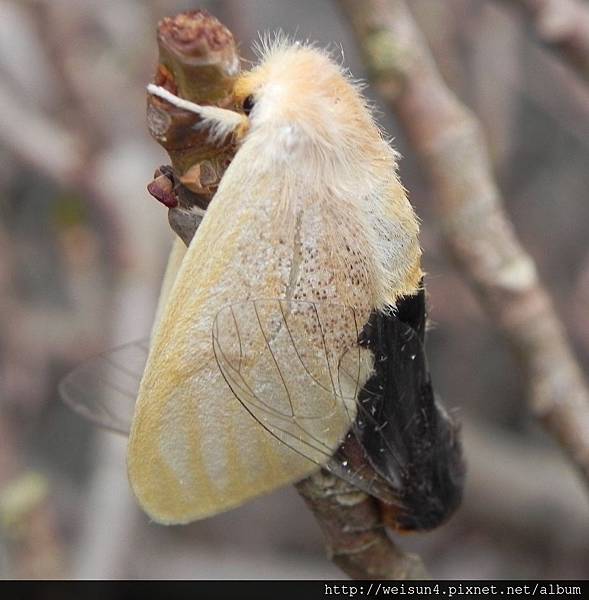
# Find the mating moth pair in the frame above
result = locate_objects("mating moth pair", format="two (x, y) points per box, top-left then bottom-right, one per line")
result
(62, 26), (464, 532)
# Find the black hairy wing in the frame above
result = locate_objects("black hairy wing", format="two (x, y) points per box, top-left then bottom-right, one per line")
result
(58, 340), (148, 435)
(357, 288), (465, 530)
(395, 281), (427, 341)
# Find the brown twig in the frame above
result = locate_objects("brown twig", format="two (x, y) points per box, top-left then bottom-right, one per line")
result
(497, 0), (589, 84)
(338, 0), (589, 486)
(295, 474), (427, 580)
(146, 10), (241, 244)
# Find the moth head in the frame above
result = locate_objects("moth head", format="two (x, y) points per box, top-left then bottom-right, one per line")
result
(233, 41), (375, 154)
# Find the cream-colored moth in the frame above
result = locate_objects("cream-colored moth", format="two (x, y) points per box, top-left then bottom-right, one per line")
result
(62, 39), (464, 531)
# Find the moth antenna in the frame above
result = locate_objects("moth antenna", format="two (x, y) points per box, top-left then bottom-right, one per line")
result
(147, 84), (247, 142)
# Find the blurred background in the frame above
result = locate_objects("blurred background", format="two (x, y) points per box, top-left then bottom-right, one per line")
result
(0, 0), (588, 580)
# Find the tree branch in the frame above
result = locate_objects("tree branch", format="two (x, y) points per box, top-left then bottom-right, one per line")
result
(497, 0), (589, 84)
(0, 84), (83, 185)
(296, 474), (427, 580)
(462, 421), (589, 553)
(338, 0), (589, 487)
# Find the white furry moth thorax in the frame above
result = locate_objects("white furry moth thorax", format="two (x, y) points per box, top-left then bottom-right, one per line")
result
(61, 40), (464, 531)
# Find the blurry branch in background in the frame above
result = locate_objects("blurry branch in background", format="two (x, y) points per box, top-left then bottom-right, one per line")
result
(462, 4), (589, 155)
(0, 1), (126, 264)
(338, 0), (589, 488)
(0, 83), (124, 265)
(0, 473), (64, 578)
(0, 1), (83, 578)
(0, 85), (82, 185)
(0, 10), (125, 266)
(573, 251), (589, 353)
(462, 421), (589, 554)
(0, 0), (168, 578)
(497, 0), (589, 85)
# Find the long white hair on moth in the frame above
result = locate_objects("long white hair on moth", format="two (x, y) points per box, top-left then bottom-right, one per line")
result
(231, 37), (422, 310)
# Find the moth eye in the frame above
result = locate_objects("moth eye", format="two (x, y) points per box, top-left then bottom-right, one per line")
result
(242, 95), (255, 115)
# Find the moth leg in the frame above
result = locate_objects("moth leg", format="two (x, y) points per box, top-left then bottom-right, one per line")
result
(147, 84), (249, 142)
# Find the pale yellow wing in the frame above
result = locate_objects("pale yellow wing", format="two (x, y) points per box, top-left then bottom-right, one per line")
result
(127, 169), (372, 524)
(60, 295), (404, 511)
(152, 236), (187, 331)
(211, 298), (404, 502)
(212, 299), (364, 463)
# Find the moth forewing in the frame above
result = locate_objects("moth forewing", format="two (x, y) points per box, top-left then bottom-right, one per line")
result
(212, 300), (371, 462)
(127, 149), (369, 524)
(152, 237), (187, 331)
